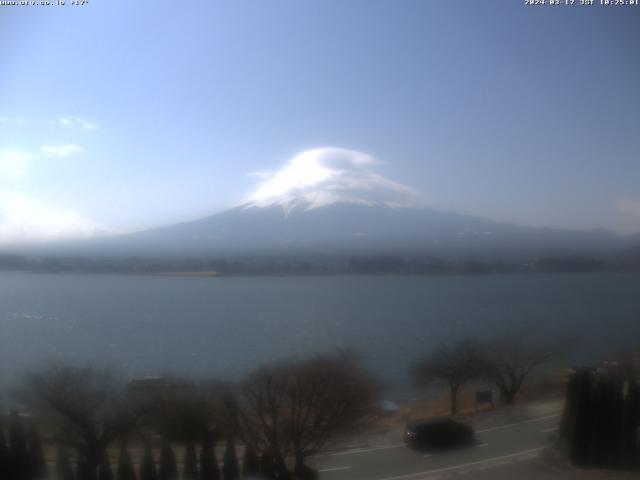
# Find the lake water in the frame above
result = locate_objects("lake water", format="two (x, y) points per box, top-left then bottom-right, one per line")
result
(1, 272), (639, 394)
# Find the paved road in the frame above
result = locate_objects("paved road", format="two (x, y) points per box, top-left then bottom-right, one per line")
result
(309, 413), (562, 480)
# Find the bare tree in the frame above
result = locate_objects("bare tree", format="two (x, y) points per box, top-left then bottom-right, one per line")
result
(412, 340), (482, 415)
(478, 334), (556, 405)
(284, 353), (378, 472)
(220, 366), (284, 456)
(21, 365), (142, 480)
(225, 352), (379, 474)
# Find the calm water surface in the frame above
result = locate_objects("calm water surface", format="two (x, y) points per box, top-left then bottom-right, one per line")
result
(1, 272), (639, 393)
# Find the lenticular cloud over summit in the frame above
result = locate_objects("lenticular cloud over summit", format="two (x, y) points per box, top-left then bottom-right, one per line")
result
(244, 147), (425, 213)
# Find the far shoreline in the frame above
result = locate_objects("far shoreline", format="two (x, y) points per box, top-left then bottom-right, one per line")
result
(1, 269), (639, 279)
(152, 270), (220, 277)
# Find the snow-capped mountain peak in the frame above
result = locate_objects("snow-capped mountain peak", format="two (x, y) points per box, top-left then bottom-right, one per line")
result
(242, 147), (425, 214)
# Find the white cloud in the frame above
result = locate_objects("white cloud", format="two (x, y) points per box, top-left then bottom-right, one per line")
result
(40, 144), (84, 157)
(0, 116), (97, 130)
(0, 144), (84, 181)
(244, 147), (425, 212)
(0, 150), (36, 181)
(0, 191), (105, 245)
(0, 117), (27, 126)
(59, 117), (98, 130)
(78, 118), (97, 130)
(247, 170), (274, 180)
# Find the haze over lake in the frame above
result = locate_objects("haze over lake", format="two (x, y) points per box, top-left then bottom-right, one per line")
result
(1, 271), (639, 394)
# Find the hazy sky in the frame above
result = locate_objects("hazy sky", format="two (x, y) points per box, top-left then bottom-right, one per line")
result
(1, 0), (639, 243)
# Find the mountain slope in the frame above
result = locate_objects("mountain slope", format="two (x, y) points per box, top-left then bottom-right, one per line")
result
(93, 201), (629, 259)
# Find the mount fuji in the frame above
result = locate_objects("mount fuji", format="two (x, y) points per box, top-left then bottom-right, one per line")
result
(76, 147), (631, 261)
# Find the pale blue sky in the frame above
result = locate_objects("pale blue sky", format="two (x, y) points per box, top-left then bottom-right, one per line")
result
(1, 0), (639, 243)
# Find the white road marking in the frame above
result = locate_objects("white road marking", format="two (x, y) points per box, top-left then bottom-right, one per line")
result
(374, 446), (544, 480)
(476, 412), (561, 433)
(476, 443), (488, 447)
(458, 459), (512, 474)
(523, 413), (561, 423)
(318, 466), (352, 472)
(475, 422), (521, 433)
(330, 443), (405, 456)
(542, 427), (559, 433)
(422, 454), (432, 458)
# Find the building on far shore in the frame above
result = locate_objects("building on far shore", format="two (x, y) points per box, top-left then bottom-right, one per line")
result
(126, 375), (190, 398)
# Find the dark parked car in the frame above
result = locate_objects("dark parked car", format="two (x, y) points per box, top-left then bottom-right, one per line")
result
(404, 418), (475, 451)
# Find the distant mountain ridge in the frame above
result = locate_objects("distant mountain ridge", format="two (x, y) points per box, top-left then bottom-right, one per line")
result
(74, 200), (634, 260)
(2, 199), (639, 275)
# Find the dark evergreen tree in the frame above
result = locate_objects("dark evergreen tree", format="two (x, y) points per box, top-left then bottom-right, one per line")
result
(54, 445), (74, 480)
(0, 421), (9, 480)
(9, 410), (30, 480)
(241, 444), (259, 477)
(116, 447), (136, 480)
(293, 462), (318, 480)
(198, 437), (219, 480)
(624, 377), (640, 469)
(221, 440), (239, 480)
(158, 440), (177, 480)
(98, 451), (114, 480)
(183, 441), (198, 480)
(562, 368), (593, 467)
(139, 446), (157, 480)
(590, 374), (624, 467)
(76, 455), (94, 480)
(562, 366), (640, 471)
(259, 448), (276, 480)
(28, 424), (49, 480)
(273, 453), (291, 480)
